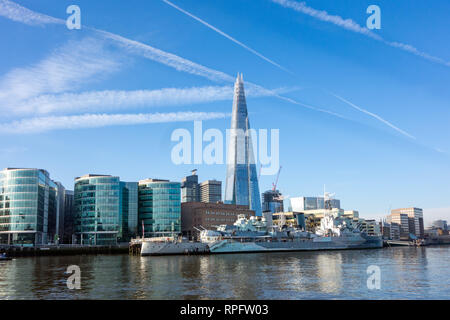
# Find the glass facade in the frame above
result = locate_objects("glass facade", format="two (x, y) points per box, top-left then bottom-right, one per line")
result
(138, 179), (181, 238)
(74, 175), (138, 245)
(124, 182), (138, 239)
(224, 73), (262, 216)
(290, 197), (341, 211)
(181, 173), (200, 203)
(0, 168), (60, 245)
(262, 190), (284, 213)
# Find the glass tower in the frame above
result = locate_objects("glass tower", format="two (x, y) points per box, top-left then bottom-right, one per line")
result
(0, 168), (61, 245)
(138, 179), (181, 238)
(74, 174), (137, 245)
(224, 73), (262, 216)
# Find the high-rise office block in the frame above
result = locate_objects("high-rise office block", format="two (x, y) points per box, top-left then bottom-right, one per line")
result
(63, 190), (74, 244)
(0, 168), (63, 245)
(138, 179), (181, 238)
(387, 212), (410, 240)
(74, 174), (137, 245)
(290, 196), (341, 212)
(124, 182), (138, 239)
(200, 180), (222, 203)
(224, 73), (262, 216)
(391, 207), (424, 238)
(262, 189), (284, 213)
(181, 170), (200, 203)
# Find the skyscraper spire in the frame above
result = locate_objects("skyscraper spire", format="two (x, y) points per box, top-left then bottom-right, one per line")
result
(225, 73), (262, 216)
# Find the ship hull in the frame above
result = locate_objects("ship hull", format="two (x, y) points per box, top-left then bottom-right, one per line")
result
(141, 241), (209, 256)
(208, 237), (383, 254)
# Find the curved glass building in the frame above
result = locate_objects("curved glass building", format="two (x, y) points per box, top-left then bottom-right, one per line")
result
(74, 174), (137, 245)
(0, 168), (61, 245)
(138, 179), (181, 238)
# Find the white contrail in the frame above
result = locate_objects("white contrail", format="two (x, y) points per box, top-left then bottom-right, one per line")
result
(11, 85), (293, 115)
(271, 0), (450, 67)
(0, 0), (347, 120)
(0, 0), (63, 25)
(331, 93), (416, 140)
(162, 0), (290, 73)
(0, 37), (122, 104)
(0, 112), (229, 134)
(92, 28), (235, 83)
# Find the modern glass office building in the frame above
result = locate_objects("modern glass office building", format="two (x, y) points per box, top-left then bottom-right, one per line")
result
(124, 182), (138, 239)
(224, 73), (262, 216)
(262, 189), (284, 213)
(138, 179), (181, 238)
(290, 196), (341, 211)
(0, 168), (62, 245)
(74, 175), (138, 245)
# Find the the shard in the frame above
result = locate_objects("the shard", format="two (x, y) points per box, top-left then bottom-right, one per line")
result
(225, 73), (262, 216)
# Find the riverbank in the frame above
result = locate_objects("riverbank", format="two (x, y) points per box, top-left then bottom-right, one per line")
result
(2, 238), (449, 257)
(0, 244), (129, 257)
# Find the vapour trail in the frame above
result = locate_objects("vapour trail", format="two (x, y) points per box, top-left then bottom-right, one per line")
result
(162, 0), (291, 73)
(331, 93), (416, 140)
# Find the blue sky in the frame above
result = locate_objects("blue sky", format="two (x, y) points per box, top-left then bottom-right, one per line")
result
(0, 0), (449, 223)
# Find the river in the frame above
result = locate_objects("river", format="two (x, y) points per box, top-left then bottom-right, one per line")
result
(0, 246), (449, 299)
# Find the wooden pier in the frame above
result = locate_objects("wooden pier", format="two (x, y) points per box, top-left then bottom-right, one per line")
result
(129, 239), (142, 255)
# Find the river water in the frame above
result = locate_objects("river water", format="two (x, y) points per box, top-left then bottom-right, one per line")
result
(0, 246), (449, 299)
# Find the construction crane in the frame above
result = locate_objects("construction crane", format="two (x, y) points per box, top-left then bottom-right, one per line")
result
(272, 166), (282, 192)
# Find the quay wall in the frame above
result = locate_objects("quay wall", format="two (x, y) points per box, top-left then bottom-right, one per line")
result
(0, 244), (129, 257)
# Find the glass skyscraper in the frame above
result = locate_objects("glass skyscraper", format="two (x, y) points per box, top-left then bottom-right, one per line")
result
(0, 168), (62, 245)
(224, 73), (262, 216)
(74, 174), (137, 245)
(138, 179), (181, 238)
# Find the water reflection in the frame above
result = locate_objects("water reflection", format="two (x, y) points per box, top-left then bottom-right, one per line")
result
(0, 246), (448, 299)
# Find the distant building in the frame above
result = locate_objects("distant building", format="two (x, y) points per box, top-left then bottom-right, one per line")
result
(181, 171), (200, 203)
(382, 222), (401, 240)
(54, 182), (66, 243)
(74, 174), (138, 245)
(123, 182), (139, 239)
(262, 190), (284, 214)
(0, 168), (64, 245)
(387, 212), (410, 240)
(138, 178), (181, 238)
(390, 223), (401, 240)
(360, 219), (381, 236)
(272, 212), (305, 229)
(181, 202), (254, 240)
(63, 190), (75, 244)
(290, 196), (341, 211)
(200, 180), (222, 203)
(431, 220), (448, 231)
(343, 210), (359, 219)
(391, 208), (424, 238)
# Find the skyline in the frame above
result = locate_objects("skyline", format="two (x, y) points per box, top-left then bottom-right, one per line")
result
(0, 0), (449, 224)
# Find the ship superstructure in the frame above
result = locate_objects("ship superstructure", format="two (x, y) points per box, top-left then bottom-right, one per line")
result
(200, 213), (382, 253)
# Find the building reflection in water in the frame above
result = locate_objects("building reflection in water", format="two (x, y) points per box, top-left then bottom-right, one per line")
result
(0, 246), (449, 299)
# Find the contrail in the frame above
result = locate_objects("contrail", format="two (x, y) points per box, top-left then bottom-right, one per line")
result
(162, 0), (290, 73)
(0, 0), (347, 120)
(0, 111), (229, 134)
(271, 0), (450, 68)
(330, 93), (416, 140)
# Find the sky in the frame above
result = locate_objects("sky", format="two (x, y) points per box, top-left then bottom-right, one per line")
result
(0, 0), (449, 224)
